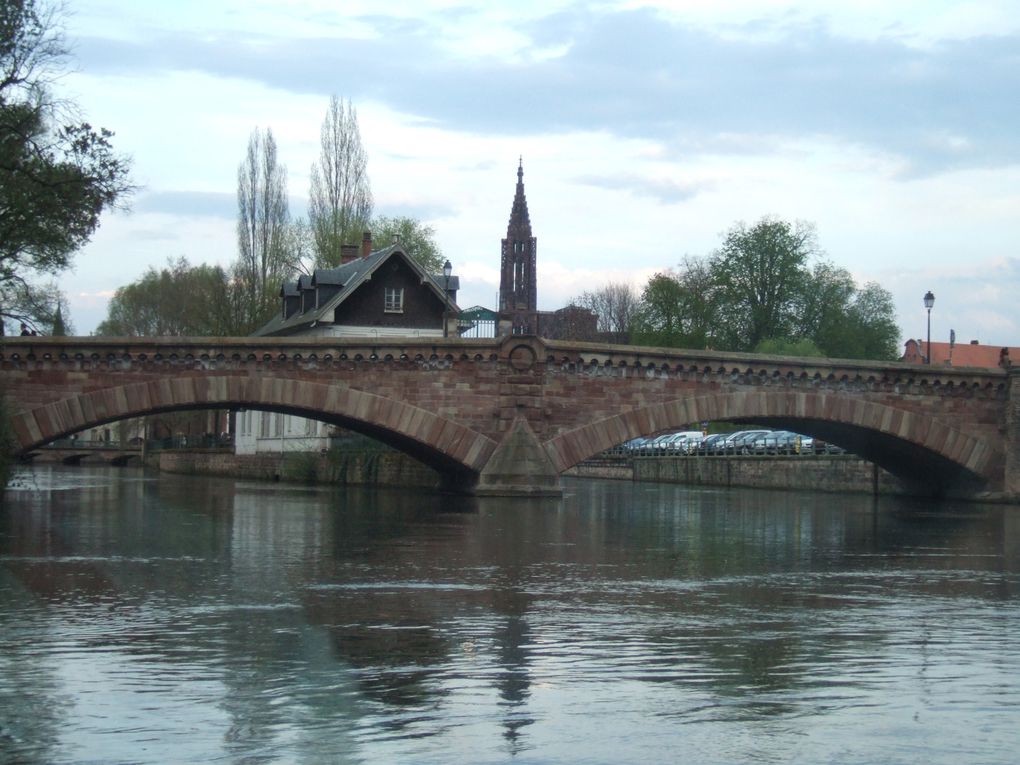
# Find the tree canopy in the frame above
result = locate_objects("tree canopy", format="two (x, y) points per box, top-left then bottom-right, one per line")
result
(612, 216), (900, 361)
(632, 258), (718, 349)
(710, 217), (817, 350)
(309, 96), (372, 268)
(1, 0), (132, 333)
(235, 127), (293, 333)
(96, 257), (238, 337)
(372, 215), (444, 274)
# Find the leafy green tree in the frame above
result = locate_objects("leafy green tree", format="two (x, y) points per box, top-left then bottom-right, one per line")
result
(632, 272), (685, 346)
(309, 96), (373, 267)
(371, 215), (444, 273)
(634, 218), (899, 360)
(799, 260), (857, 352)
(710, 217), (816, 351)
(632, 258), (717, 349)
(834, 282), (900, 360)
(96, 257), (237, 336)
(1, 0), (132, 333)
(754, 337), (824, 357)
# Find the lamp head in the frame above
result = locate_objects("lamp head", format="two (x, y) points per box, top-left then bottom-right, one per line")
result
(923, 290), (935, 310)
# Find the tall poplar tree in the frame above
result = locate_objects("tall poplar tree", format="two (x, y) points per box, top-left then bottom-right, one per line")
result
(308, 96), (373, 267)
(236, 127), (290, 331)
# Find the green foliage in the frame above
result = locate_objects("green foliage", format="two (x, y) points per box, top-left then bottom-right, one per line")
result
(754, 337), (825, 357)
(0, 0), (132, 331)
(96, 257), (240, 336)
(634, 217), (900, 361)
(371, 215), (444, 273)
(631, 259), (717, 349)
(710, 217), (816, 350)
(282, 451), (320, 484)
(831, 282), (900, 360)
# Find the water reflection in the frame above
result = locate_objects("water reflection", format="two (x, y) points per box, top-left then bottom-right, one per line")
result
(1, 466), (1019, 764)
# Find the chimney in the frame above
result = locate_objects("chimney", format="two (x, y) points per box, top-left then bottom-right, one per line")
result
(361, 231), (372, 259)
(340, 244), (358, 264)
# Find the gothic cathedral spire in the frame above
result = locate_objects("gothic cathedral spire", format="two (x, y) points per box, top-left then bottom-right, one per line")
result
(499, 158), (537, 315)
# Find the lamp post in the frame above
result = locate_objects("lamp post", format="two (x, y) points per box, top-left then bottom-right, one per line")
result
(923, 290), (935, 364)
(443, 260), (452, 338)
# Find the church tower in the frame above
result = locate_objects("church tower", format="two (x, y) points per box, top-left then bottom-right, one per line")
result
(499, 159), (537, 324)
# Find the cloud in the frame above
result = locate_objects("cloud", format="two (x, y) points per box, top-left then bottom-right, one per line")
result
(875, 256), (1020, 347)
(134, 190), (237, 219)
(575, 173), (715, 204)
(73, 7), (1020, 176)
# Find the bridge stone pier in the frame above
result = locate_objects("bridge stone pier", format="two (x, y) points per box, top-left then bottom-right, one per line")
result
(1, 335), (1017, 500)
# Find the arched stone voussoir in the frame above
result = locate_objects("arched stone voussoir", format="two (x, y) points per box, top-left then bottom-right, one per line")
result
(15, 375), (498, 473)
(543, 390), (1001, 479)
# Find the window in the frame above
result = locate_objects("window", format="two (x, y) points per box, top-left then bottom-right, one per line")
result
(384, 287), (404, 313)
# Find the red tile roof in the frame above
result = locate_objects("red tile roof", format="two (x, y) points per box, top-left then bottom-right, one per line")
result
(902, 339), (1020, 368)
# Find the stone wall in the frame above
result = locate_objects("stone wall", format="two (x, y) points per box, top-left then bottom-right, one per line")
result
(155, 450), (441, 489)
(568, 456), (910, 496)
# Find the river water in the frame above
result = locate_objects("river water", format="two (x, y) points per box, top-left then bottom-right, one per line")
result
(1, 465), (1019, 765)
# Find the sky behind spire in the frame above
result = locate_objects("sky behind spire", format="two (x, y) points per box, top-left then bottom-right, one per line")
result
(58, 0), (1020, 349)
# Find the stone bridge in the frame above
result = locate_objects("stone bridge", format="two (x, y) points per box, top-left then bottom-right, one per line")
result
(24, 442), (144, 466)
(2, 335), (1018, 499)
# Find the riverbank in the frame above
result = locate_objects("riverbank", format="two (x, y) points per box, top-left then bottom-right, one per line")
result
(153, 449), (442, 488)
(566, 454), (914, 496)
(152, 448), (912, 498)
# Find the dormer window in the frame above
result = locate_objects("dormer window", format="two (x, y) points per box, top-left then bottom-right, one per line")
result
(384, 287), (404, 313)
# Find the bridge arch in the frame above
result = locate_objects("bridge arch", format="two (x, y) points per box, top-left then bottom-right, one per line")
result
(544, 390), (1002, 490)
(11, 375), (498, 485)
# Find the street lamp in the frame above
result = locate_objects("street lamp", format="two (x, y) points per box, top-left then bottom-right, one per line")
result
(443, 259), (453, 338)
(923, 290), (935, 364)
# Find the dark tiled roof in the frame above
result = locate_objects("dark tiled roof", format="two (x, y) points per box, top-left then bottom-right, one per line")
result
(255, 245), (458, 337)
(311, 267), (345, 286)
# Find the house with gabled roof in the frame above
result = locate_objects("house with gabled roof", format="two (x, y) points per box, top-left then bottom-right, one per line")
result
(255, 234), (459, 339)
(236, 233), (460, 455)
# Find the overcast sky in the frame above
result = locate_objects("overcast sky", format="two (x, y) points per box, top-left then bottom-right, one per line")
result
(57, 0), (1020, 349)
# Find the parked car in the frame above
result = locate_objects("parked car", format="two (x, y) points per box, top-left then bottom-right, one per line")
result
(713, 429), (771, 455)
(659, 432), (689, 454)
(696, 433), (728, 455)
(746, 431), (812, 455)
(665, 430), (705, 455)
(621, 437), (649, 453)
(638, 433), (674, 455)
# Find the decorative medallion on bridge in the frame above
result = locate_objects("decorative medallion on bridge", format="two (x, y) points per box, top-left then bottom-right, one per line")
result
(508, 343), (537, 371)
